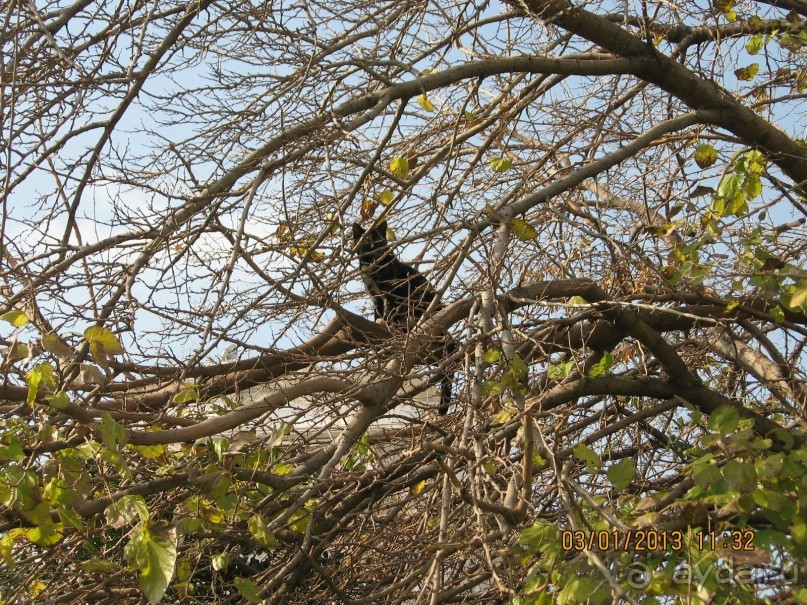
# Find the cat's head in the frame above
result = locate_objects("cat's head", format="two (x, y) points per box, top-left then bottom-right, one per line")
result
(352, 221), (389, 258)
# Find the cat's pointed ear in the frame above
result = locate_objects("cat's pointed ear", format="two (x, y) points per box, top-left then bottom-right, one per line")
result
(352, 223), (365, 240)
(374, 220), (388, 236)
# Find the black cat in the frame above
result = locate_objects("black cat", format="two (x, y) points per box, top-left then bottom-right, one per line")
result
(352, 221), (453, 414)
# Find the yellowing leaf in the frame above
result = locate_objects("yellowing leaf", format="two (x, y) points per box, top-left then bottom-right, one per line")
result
(735, 63), (759, 81)
(787, 279), (807, 309)
(26, 523), (64, 546)
(41, 333), (74, 359)
(377, 189), (394, 206)
(417, 94), (435, 112)
(27, 580), (46, 597)
(694, 143), (718, 168)
(106, 495), (149, 528)
(84, 326), (123, 361)
(80, 364), (105, 384)
(511, 217), (538, 241)
(410, 480), (426, 495)
(490, 156), (513, 172)
(390, 156), (410, 179)
(5, 342), (29, 362)
(745, 149), (766, 174)
(0, 310), (29, 327)
(714, 0), (734, 13)
(361, 199), (377, 219)
(275, 223), (292, 243)
(272, 463), (294, 476)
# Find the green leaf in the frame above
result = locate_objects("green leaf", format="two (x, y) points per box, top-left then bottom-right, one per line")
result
(248, 514), (279, 548)
(79, 559), (118, 572)
(289, 509), (310, 533)
(746, 34), (764, 54)
(548, 360), (574, 380)
(723, 459), (758, 492)
(607, 458), (635, 490)
(707, 405), (739, 435)
(0, 310), (29, 327)
(234, 577), (263, 603)
(416, 94), (435, 112)
(212, 553), (230, 571)
(692, 461), (723, 488)
(559, 575), (597, 605)
(25, 363), (56, 407)
(45, 391), (70, 410)
(490, 156), (513, 172)
(511, 217), (538, 241)
(744, 174), (762, 198)
(0, 435), (24, 461)
(482, 380), (505, 396)
(588, 351), (613, 377)
(98, 412), (128, 451)
(4, 341), (29, 361)
(716, 173), (743, 213)
(745, 149), (766, 174)
(508, 356), (528, 383)
(139, 523), (177, 605)
(694, 143), (718, 168)
(573, 444), (601, 469)
(390, 156), (410, 179)
(753, 489), (791, 512)
(172, 388), (198, 404)
(519, 521), (558, 548)
(770, 305), (786, 323)
(482, 348), (502, 363)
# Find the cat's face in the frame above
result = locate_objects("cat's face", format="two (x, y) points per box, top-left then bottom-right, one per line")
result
(352, 221), (388, 259)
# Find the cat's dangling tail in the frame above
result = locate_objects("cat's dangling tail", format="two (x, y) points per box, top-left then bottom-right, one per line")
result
(437, 337), (458, 415)
(438, 376), (452, 415)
